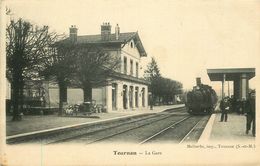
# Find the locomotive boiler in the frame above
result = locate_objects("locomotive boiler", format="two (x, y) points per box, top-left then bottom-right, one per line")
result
(185, 78), (218, 115)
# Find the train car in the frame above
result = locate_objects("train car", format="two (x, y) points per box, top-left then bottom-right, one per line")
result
(185, 78), (218, 115)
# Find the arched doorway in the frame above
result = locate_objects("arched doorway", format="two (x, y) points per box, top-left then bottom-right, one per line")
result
(123, 85), (128, 109)
(135, 87), (139, 107)
(112, 83), (117, 110)
(129, 86), (133, 108)
(141, 88), (145, 107)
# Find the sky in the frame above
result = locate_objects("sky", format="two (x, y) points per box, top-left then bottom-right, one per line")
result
(5, 0), (260, 93)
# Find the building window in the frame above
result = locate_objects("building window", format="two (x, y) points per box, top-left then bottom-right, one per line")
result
(130, 59), (133, 76)
(124, 57), (127, 74)
(130, 41), (133, 48)
(136, 62), (139, 77)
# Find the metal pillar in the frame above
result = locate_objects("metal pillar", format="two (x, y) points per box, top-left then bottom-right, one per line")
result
(222, 74), (226, 99)
(233, 80), (240, 100)
(240, 73), (248, 100)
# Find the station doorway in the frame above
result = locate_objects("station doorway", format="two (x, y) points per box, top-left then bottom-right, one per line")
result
(135, 87), (139, 107)
(112, 83), (117, 110)
(129, 86), (133, 108)
(123, 85), (128, 109)
(141, 88), (145, 107)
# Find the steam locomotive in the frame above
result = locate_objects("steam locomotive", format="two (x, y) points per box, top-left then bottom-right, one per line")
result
(185, 78), (218, 115)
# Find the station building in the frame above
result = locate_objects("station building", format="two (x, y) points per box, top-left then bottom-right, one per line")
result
(51, 23), (150, 112)
(68, 23), (149, 111)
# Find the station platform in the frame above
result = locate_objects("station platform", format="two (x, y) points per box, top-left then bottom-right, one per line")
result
(6, 104), (184, 138)
(199, 113), (255, 143)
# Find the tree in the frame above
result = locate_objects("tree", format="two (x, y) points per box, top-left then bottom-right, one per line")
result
(144, 57), (162, 102)
(6, 18), (58, 121)
(159, 77), (183, 104)
(41, 43), (75, 115)
(74, 44), (120, 102)
(144, 57), (161, 79)
(144, 57), (183, 105)
(41, 41), (120, 114)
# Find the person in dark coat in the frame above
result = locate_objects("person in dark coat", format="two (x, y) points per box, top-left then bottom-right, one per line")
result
(149, 93), (153, 110)
(245, 91), (255, 137)
(220, 97), (230, 122)
(230, 95), (236, 112)
(236, 99), (243, 115)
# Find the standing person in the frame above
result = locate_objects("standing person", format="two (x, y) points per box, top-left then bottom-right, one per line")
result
(149, 93), (153, 110)
(245, 90), (256, 137)
(236, 99), (243, 115)
(241, 98), (247, 115)
(230, 95), (236, 112)
(220, 97), (230, 122)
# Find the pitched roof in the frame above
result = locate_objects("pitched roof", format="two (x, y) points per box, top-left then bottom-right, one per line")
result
(77, 32), (136, 43)
(61, 32), (147, 57)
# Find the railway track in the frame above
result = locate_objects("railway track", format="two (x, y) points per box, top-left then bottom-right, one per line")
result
(179, 115), (210, 143)
(179, 119), (202, 143)
(51, 107), (188, 144)
(82, 114), (209, 145)
(8, 106), (186, 144)
(139, 116), (191, 144)
(138, 115), (210, 144)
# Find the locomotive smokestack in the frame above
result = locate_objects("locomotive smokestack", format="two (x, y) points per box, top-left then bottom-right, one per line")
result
(196, 77), (201, 86)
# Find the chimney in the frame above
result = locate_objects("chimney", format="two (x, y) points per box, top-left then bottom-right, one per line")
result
(69, 25), (78, 43)
(101, 22), (111, 41)
(196, 77), (202, 86)
(115, 24), (120, 40)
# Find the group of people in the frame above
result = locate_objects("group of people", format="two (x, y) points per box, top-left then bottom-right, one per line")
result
(219, 90), (255, 137)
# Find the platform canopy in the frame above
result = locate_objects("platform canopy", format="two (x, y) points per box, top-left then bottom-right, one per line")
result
(207, 68), (255, 81)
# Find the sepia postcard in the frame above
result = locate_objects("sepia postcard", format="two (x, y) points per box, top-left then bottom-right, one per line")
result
(0, 0), (259, 165)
